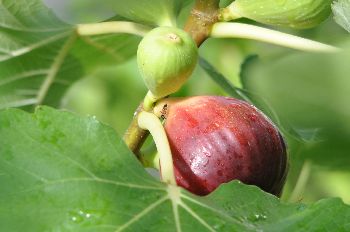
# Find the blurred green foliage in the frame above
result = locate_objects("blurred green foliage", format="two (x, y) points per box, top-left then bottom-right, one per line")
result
(49, 1), (350, 204)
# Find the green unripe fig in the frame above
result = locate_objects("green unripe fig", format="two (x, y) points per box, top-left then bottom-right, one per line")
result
(137, 27), (198, 100)
(220, 0), (332, 29)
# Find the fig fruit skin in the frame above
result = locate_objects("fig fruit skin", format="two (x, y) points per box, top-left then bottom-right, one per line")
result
(223, 0), (332, 29)
(158, 96), (288, 196)
(137, 26), (198, 99)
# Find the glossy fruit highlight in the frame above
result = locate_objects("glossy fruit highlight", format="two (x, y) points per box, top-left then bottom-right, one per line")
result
(155, 96), (288, 196)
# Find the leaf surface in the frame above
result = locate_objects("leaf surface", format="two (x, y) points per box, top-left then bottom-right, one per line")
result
(0, 107), (349, 231)
(0, 0), (139, 110)
(62, 0), (192, 26)
(240, 43), (350, 169)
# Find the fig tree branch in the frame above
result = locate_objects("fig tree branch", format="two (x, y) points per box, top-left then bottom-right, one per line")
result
(123, 103), (149, 156)
(184, 0), (220, 46)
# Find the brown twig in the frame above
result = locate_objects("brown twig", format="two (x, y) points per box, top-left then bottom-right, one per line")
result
(184, 0), (220, 46)
(123, 103), (149, 156)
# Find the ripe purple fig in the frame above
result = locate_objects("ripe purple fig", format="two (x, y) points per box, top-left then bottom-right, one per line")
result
(155, 96), (288, 196)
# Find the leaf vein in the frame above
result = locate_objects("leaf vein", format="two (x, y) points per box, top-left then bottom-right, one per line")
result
(0, 31), (71, 62)
(115, 196), (168, 232)
(36, 32), (77, 105)
(0, 69), (48, 87)
(179, 201), (216, 232)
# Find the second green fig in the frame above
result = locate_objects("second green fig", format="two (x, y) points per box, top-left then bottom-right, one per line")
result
(221, 0), (332, 29)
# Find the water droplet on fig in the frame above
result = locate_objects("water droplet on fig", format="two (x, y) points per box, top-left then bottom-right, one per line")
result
(248, 114), (257, 122)
(204, 158), (209, 165)
(267, 127), (274, 134)
(203, 151), (211, 158)
(217, 170), (223, 176)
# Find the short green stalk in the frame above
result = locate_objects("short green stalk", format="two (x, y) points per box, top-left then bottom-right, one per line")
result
(143, 91), (159, 112)
(210, 22), (340, 53)
(289, 160), (312, 202)
(77, 21), (152, 37)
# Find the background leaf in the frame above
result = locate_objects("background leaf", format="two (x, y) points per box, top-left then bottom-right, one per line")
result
(332, 0), (350, 32)
(0, 0), (140, 111)
(44, 0), (193, 26)
(0, 107), (349, 231)
(199, 57), (247, 100)
(240, 42), (350, 170)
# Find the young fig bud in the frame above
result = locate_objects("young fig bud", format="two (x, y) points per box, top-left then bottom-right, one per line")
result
(220, 0), (332, 29)
(137, 27), (198, 99)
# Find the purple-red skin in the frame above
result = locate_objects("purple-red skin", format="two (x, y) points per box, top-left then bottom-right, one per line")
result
(162, 96), (288, 196)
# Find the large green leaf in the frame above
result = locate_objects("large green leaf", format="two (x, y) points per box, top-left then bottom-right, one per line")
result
(209, 182), (350, 231)
(0, 0), (140, 111)
(1, 106), (349, 231)
(0, 106), (247, 231)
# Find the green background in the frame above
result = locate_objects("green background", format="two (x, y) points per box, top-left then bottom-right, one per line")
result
(42, 0), (350, 204)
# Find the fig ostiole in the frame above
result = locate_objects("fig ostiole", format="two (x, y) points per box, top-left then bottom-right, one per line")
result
(153, 96), (288, 196)
(220, 0), (332, 29)
(137, 26), (198, 104)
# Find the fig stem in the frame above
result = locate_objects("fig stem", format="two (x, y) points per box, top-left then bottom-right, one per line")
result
(123, 103), (149, 156)
(123, 92), (161, 157)
(289, 160), (312, 202)
(143, 91), (159, 112)
(184, 0), (220, 46)
(77, 21), (152, 37)
(138, 111), (176, 185)
(210, 22), (341, 53)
